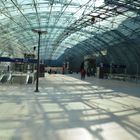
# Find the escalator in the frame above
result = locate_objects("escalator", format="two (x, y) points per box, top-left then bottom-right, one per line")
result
(0, 74), (11, 83)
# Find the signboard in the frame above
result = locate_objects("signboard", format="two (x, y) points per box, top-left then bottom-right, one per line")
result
(24, 53), (35, 59)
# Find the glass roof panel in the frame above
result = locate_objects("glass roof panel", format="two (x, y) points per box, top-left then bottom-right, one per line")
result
(0, 0), (139, 60)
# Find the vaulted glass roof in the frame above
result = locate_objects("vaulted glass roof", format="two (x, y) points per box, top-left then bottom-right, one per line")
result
(0, 0), (140, 61)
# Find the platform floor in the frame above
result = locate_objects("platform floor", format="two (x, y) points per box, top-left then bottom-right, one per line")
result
(0, 74), (140, 140)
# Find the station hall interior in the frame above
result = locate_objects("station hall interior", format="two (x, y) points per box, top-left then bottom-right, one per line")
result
(0, 0), (140, 140)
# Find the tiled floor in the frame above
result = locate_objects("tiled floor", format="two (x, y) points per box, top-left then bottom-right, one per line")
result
(0, 73), (140, 140)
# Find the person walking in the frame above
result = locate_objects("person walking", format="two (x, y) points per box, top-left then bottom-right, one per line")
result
(80, 69), (86, 80)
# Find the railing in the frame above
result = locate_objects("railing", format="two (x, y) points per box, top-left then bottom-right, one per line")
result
(108, 73), (140, 83)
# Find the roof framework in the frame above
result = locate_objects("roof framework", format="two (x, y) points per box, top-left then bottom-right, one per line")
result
(0, 0), (140, 62)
